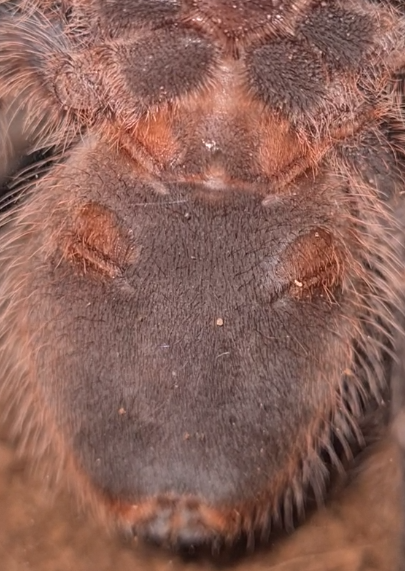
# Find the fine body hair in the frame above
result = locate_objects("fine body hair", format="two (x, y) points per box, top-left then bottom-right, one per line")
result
(1, 0), (405, 565)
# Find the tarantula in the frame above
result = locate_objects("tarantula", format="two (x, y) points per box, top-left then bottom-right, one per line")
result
(1, 0), (405, 565)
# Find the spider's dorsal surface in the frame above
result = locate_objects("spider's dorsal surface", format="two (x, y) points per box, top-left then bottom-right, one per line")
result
(0, 0), (405, 555)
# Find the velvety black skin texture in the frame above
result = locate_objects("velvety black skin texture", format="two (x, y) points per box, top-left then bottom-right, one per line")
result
(29, 150), (345, 504)
(0, 0), (405, 561)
